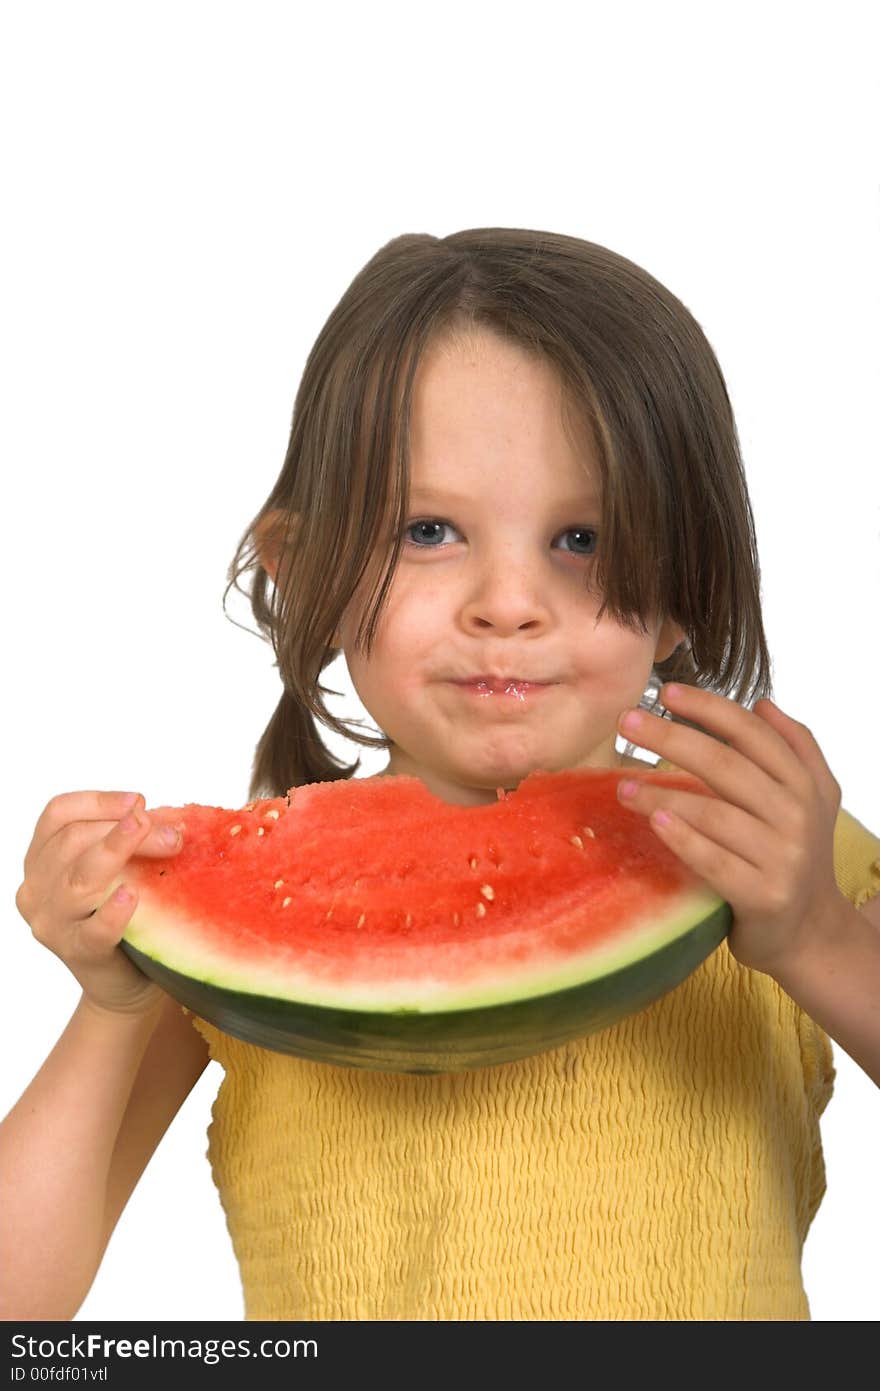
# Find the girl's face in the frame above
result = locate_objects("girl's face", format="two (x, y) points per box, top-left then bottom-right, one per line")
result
(339, 329), (685, 807)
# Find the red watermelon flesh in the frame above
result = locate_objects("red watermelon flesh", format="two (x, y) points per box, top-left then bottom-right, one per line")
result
(119, 765), (728, 1034)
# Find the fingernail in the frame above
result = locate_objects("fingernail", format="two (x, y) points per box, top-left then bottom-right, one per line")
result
(619, 780), (640, 798)
(159, 826), (179, 846)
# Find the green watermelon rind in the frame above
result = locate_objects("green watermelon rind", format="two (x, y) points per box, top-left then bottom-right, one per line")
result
(119, 894), (731, 1073)
(120, 881), (724, 1011)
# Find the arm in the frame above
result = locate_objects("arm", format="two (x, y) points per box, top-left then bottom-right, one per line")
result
(0, 991), (209, 1320)
(769, 892), (880, 1090)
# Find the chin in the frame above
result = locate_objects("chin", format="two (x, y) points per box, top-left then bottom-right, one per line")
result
(459, 751), (566, 789)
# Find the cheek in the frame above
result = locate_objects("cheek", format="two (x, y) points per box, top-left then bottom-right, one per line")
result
(343, 584), (433, 683)
(567, 632), (659, 705)
(569, 628), (649, 674)
(373, 580), (439, 648)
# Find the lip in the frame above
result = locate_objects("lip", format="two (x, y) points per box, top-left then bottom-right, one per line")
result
(453, 673), (555, 685)
(450, 676), (556, 696)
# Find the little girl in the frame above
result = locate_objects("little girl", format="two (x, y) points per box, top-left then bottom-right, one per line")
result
(4, 227), (880, 1321)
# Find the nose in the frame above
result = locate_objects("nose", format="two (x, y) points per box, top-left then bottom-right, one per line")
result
(458, 555), (554, 635)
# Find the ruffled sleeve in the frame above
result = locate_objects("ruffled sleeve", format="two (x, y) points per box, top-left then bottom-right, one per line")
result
(831, 806), (880, 910)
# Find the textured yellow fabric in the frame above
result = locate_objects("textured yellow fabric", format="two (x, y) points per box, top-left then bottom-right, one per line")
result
(188, 762), (880, 1321)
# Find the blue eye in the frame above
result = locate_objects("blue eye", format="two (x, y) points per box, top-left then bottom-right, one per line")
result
(557, 527), (600, 557)
(405, 519), (457, 547)
(404, 519), (599, 556)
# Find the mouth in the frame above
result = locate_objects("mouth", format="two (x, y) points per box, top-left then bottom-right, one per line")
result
(450, 676), (556, 698)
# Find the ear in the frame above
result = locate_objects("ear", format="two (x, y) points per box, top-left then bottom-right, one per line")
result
(255, 509), (343, 655)
(254, 509), (291, 586)
(655, 618), (688, 665)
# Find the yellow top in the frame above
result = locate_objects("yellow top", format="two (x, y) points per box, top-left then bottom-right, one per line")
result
(188, 763), (880, 1320)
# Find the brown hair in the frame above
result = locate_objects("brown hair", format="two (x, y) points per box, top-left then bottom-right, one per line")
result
(223, 227), (773, 800)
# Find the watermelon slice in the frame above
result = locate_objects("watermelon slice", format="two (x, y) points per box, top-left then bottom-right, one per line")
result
(118, 767), (731, 1073)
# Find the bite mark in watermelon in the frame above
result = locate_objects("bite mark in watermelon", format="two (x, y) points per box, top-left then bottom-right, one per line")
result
(118, 767), (731, 1073)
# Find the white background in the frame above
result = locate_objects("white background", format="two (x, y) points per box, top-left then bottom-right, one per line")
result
(1, 0), (878, 1322)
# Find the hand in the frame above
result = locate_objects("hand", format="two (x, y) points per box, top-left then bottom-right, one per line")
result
(614, 684), (847, 978)
(14, 791), (185, 1017)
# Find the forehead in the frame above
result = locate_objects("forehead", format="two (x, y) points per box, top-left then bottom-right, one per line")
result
(408, 483), (600, 507)
(406, 332), (601, 501)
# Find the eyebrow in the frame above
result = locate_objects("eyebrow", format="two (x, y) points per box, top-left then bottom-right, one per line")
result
(409, 486), (600, 507)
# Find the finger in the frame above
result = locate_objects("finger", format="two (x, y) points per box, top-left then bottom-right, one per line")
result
(26, 800), (184, 885)
(625, 685), (811, 823)
(618, 779), (778, 874)
(618, 705), (787, 827)
(642, 800), (769, 912)
(62, 807), (180, 923)
(752, 697), (842, 811)
(659, 685), (815, 790)
(25, 791), (145, 876)
(50, 879), (140, 958)
(72, 883), (149, 961)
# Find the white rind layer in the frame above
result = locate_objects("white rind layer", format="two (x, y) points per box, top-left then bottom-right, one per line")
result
(120, 876), (724, 1013)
